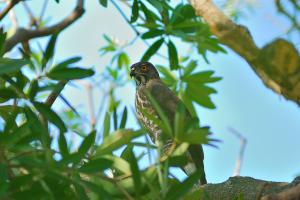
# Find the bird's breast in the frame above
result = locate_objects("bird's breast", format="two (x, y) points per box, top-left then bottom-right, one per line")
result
(135, 90), (161, 142)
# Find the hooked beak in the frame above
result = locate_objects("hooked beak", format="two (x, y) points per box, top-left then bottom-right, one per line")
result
(130, 68), (136, 78)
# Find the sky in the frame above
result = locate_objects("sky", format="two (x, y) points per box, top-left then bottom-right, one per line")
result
(4, 0), (300, 184)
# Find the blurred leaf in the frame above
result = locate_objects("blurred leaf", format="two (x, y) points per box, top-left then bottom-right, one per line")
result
(59, 133), (69, 158)
(169, 155), (188, 167)
(182, 128), (209, 144)
(42, 34), (58, 70)
(96, 129), (144, 156)
(27, 79), (39, 101)
(127, 149), (141, 197)
(99, 0), (108, 7)
(147, 0), (163, 12)
(51, 56), (81, 71)
(79, 158), (113, 173)
(113, 108), (118, 130)
(167, 40), (179, 70)
(141, 38), (164, 61)
(103, 112), (110, 138)
(141, 29), (165, 39)
(117, 52), (130, 69)
(33, 102), (67, 132)
(166, 170), (203, 200)
(101, 155), (131, 175)
(174, 102), (186, 140)
(140, 2), (160, 23)
(120, 144), (133, 162)
(130, 0), (139, 23)
(0, 88), (18, 102)
(0, 29), (7, 56)
(47, 67), (94, 80)
(0, 58), (29, 75)
(78, 130), (96, 156)
(119, 106), (127, 129)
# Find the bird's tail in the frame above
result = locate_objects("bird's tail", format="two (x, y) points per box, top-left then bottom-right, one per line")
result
(183, 144), (207, 185)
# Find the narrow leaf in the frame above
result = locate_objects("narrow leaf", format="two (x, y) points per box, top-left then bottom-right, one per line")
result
(59, 133), (69, 158)
(98, 0), (108, 7)
(119, 107), (127, 129)
(42, 34), (58, 69)
(141, 38), (164, 61)
(33, 102), (67, 132)
(78, 130), (96, 156)
(130, 0), (139, 23)
(47, 67), (95, 80)
(0, 58), (29, 75)
(168, 40), (179, 70)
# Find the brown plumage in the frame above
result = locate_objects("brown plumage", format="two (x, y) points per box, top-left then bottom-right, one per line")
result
(130, 61), (207, 185)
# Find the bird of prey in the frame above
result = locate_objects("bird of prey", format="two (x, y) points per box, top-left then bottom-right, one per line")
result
(130, 61), (207, 185)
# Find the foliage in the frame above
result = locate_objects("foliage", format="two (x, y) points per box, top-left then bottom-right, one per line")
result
(0, 0), (227, 199)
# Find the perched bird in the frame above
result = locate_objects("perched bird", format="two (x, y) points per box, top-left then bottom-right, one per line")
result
(130, 61), (207, 185)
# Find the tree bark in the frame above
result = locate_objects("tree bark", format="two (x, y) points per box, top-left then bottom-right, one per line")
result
(197, 176), (300, 200)
(189, 0), (300, 106)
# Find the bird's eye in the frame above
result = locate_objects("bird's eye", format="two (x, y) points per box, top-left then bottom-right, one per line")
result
(141, 65), (147, 71)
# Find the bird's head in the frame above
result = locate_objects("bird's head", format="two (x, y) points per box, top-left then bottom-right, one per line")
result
(130, 61), (160, 86)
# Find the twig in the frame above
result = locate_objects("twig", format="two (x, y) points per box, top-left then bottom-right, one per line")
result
(22, 1), (38, 27)
(85, 82), (96, 127)
(39, 0), (49, 22)
(59, 94), (80, 116)
(4, 0), (85, 53)
(0, 0), (19, 21)
(45, 80), (68, 107)
(228, 127), (247, 176)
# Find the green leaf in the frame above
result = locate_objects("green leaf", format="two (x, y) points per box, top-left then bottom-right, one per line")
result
(181, 71), (222, 83)
(52, 57), (81, 71)
(113, 108), (118, 130)
(147, 0), (163, 12)
(96, 129), (144, 156)
(42, 34), (58, 69)
(0, 58), (29, 75)
(0, 88), (18, 102)
(47, 67), (94, 80)
(141, 38), (164, 61)
(33, 102), (67, 132)
(183, 60), (197, 76)
(166, 170), (203, 200)
(128, 149), (141, 197)
(79, 158), (113, 173)
(141, 29), (165, 39)
(78, 130), (96, 156)
(186, 84), (216, 109)
(103, 112), (110, 138)
(174, 102), (186, 140)
(119, 107), (127, 129)
(120, 144), (133, 162)
(27, 79), (39, 101)
(130, 0), (139, 23)
(59, 133), (69, 158)
(182, 128), (209, 144)
(98, 0), (107, 7)
(167, 40), (179, 70)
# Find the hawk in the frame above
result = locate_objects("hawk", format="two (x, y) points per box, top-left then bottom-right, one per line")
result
(130, 61), (207, 185)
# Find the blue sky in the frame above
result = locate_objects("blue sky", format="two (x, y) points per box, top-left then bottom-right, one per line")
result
(6, 0), (300, 183)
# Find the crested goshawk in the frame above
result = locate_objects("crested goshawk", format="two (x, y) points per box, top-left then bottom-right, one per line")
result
(130, 61), (207, 185)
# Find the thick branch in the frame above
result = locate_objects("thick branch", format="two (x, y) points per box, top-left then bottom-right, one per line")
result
(196, 176), (300, 200)
(4, 0), (85, 52)
(189, 0), (300, 106)
(0, 0), (20, 21)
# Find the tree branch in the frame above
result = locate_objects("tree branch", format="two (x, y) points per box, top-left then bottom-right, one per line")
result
(195, 176), (300, 200)
(4, 0), (85, 53)
(189, 0), (300, 106)
(0, 0), (20, 21)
